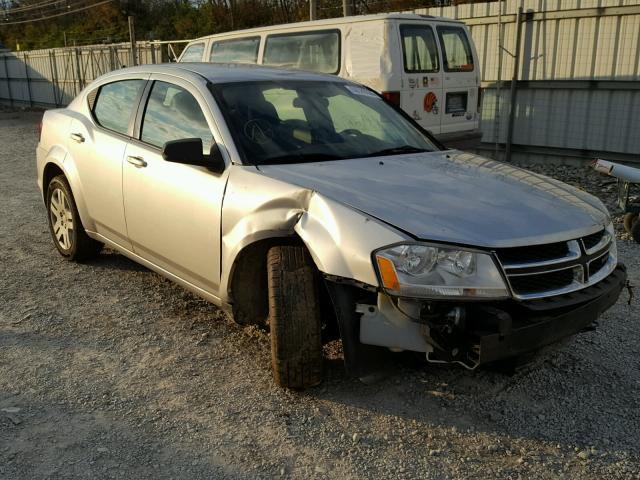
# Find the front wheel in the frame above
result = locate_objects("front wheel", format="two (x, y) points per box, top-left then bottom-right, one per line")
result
(267, 245), (323, 389)
(46, 175), (102, 261)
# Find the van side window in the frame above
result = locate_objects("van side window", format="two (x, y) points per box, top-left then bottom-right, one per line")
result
(93, 80), (146, 135)
(400, 25), (439, 73)
(437, 26), (474, 72)
(210, 37), (260, 64)
(180, 43), (205, 62)
(263, 30), (340, 74)
(140, 81), (213, 154)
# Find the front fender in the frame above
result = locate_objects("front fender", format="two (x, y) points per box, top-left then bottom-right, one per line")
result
(294, 193), (408, 287)
(220, 167), (408, 301)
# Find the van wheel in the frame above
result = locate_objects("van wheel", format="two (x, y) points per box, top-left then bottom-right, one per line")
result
(623, 213), (638, 235)
(46, 175), (102, 261)
(267, 245), (323, 389)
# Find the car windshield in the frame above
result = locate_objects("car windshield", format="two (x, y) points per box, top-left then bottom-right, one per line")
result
(210, 80), (437, 165)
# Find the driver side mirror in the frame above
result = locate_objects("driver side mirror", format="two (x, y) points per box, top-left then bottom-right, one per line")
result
(162, 138), (226, 174)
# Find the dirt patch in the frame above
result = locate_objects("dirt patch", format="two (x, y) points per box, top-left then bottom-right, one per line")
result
(1, 110), (639, 479)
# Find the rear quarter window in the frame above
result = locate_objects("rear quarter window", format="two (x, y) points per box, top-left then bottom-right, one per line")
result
(180, 42), (205, 62)
(92, 80), (146, 135)
(263, 30), (340, 74)
(437, 26), (474, 72)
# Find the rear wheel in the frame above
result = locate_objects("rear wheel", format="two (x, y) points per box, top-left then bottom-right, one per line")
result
(46, 175), (102, 261)
(631, 215), (640, 243)
(267, 245), (323, 389)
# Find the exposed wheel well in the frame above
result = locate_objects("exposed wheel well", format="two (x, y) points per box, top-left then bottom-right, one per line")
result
(229, 236), (339, 341)
(43, 163), (65, 195)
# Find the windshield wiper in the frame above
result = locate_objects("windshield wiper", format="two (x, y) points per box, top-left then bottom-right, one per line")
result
(259, 153), (345, 165)
(365, 145), (429, 157)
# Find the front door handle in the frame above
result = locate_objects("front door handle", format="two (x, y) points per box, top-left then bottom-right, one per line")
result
(127, 155), (147, 168)
(70, 133), (85, 143)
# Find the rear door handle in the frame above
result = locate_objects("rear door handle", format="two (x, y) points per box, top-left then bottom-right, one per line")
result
(70, 133), (85, 143)
(127, 155), (147, 168)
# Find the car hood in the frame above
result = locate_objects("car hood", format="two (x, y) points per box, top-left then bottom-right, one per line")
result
(257, 151), (609, 248)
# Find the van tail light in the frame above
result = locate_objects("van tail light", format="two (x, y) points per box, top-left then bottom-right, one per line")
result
(381, 91), (401, 107)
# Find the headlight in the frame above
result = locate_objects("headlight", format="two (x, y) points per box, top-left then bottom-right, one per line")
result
(374, 243), (509, 299)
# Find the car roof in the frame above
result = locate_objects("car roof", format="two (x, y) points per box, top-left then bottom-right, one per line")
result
(102, 63), (350, 85)
(190, 13), (463, 41)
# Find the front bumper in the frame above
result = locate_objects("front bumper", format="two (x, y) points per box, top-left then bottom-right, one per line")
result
(354, 264), (627, 371)
(471, 264), (626, 364)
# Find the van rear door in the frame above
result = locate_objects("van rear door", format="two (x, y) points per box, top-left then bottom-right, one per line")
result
(397, 22), (443, 135)
(435, 25), (478, 135)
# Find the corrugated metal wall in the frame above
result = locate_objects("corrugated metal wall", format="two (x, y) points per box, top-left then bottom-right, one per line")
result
(0, 42), (161, 108)
(413, 0), (640, 159)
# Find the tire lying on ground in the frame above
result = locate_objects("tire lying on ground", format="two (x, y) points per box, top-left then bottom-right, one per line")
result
(267, 245), (323, 389)
(623, 213), (638, 235)
(46, 175), (103, 261)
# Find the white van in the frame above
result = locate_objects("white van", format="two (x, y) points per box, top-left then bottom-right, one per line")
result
(178, 14), (481, 147)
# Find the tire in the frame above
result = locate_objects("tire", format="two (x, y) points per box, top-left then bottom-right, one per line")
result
(267, 245), (323, 389)
(46, 175), (102, 261)
(631, 215), (640, 244)
(623, 213), (638, 234)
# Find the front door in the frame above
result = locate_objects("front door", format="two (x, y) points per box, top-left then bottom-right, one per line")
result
(122, 78), (229, 293)
(398, 23), (443, 135)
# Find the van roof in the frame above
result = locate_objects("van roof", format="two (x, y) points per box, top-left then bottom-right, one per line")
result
(190, 13), (464, 42)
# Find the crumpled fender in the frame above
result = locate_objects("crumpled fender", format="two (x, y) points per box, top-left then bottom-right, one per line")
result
(293, 192), (407, 287)
(220, 167), (408, 302)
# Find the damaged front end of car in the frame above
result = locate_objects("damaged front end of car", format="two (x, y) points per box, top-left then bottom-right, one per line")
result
(324, 225), (626, 378)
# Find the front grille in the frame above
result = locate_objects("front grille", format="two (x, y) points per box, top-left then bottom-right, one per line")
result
(496, 242), (569, 266)
(496, 228), (615, 300)
(582, 230), (605, 251)
(509, 268), (576, 295)
(589, 252), (609, 277)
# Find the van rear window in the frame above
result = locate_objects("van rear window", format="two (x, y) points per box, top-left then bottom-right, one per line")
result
(400, 25), (439, 73)
(437, 26), (474, 72)
(263, 30), (340, 74)
(210, 37), (260, 64)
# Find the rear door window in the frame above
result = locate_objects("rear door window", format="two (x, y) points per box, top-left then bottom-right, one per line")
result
(436, 26), (474, 72)
(180, 42), (205, 62)
(263, 30), (340, 74)
(140, 81), (213, 154)
(210, 37), (260, 64)
(400, 25), (439, 73)
(92, 80), (146, 135)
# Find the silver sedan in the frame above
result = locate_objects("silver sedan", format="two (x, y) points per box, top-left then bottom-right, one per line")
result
(37, 63), (625, 388)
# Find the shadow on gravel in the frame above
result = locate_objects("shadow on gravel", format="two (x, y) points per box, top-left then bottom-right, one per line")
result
(83, 250), (150, 273)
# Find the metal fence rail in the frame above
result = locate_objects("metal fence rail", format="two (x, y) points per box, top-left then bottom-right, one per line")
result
(0, 42), (164, 108)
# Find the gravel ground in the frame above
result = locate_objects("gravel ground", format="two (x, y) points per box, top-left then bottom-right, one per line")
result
(1, 109), (639, 479)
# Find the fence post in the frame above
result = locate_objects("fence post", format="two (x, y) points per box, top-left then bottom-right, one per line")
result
(150, 42), (157, 64)
(23, 53), (33, 108)
(2, 55), (13, 107)
(505, 7), (524, 163)
(48, 51), (59, 107)
(74, 48), (83, 93)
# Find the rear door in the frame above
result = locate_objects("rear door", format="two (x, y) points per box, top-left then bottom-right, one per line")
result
(397, 22), (443, 135)
(436, 24), (478, 134)
(68, 77), (147, 249)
